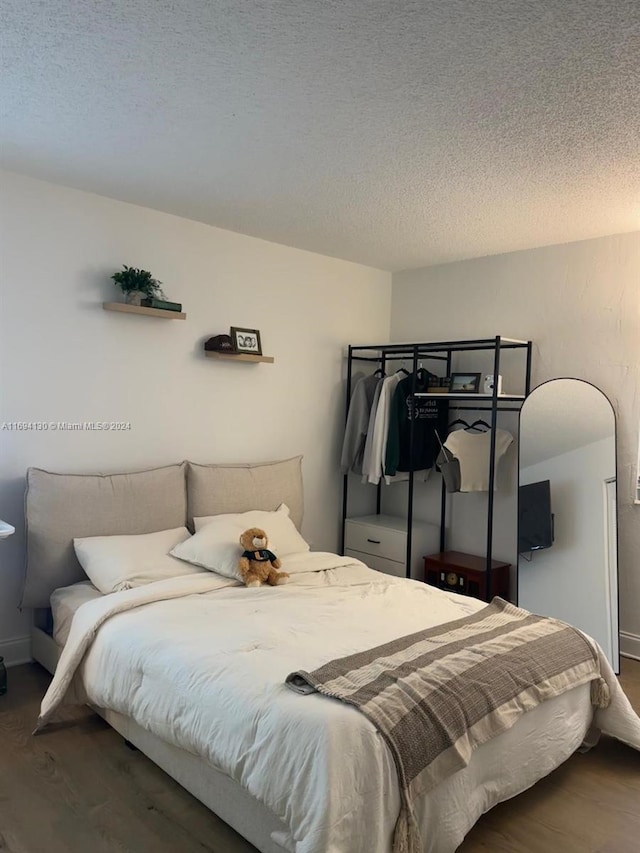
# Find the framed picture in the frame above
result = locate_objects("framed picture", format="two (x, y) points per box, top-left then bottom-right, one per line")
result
(449, 372), (481, 393)
(230, 327), (262, 355)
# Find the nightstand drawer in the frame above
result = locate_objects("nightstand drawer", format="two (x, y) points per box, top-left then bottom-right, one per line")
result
(345, 549), (405, 578)
(344, 520), (406, 563)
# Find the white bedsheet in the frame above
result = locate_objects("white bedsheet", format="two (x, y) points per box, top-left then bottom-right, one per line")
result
(50, 580), (102, 646)
(39, 553), (640, 853)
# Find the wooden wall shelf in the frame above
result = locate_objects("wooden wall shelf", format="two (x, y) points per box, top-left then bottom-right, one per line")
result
(205, 351), (274, 364)
(103, 302), (186, 320)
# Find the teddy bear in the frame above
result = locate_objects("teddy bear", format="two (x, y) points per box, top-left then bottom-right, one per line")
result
(238, 527), (290, 588)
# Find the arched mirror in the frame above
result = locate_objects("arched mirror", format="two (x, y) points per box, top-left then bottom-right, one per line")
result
(518, 379), (619, 671)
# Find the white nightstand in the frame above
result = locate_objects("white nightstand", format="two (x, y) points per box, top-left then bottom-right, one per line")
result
(344, 514), (439, 580)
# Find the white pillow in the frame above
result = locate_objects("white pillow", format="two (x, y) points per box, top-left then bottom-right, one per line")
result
(172, 504), (309, 580)
(74, 527), (205, 594)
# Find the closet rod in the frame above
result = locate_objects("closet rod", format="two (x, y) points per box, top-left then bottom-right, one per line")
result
(449, 405), (522, 412)
(350, 338), (529, 355)
(351, 354), (449, 363)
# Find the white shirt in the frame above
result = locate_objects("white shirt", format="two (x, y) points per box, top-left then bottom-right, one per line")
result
(443, 428), (513, 492)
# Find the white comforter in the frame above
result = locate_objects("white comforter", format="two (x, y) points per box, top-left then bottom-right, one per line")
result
(39, 553), (640, 853)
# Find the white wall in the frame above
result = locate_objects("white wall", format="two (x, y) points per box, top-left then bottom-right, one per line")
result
(519, 437), (617, 665)
(0, 171), (391, 663)
(391, 232), (640, 647)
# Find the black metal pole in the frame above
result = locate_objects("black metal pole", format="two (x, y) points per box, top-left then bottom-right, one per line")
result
(405, 346), (418, 578)
(516, 340), (533, 605)
(439, 350), (452, 553)
(376, 351), (386, 515)
(485, 336), (502, 599)
(439, 468), (447, 554)
(340, 346), (353, 555)
(349, 338), (526, 355)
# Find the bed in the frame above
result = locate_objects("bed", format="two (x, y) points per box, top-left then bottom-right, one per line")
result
(25, 459), (640, 853)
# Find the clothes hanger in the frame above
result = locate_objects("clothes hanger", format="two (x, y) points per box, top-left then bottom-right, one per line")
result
(448, 418), (471, 430)
(467, 419), (491, 432)
(434, 429), (454, 461)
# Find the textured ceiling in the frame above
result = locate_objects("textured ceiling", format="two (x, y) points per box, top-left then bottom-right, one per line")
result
(2, 0), (639, 271)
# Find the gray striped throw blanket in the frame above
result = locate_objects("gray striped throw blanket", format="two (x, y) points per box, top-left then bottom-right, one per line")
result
(285, 597), (610, 853)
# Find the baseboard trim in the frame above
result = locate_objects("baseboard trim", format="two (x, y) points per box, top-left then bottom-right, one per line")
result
(620, 632), (640, 662)
(0, 635), (32, 667)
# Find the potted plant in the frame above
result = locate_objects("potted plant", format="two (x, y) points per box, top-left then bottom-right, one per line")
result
(111, 266), (164, 305)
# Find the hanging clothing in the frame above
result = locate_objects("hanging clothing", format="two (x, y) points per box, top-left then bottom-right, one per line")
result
(436, 446), (461, 493)
(443, 428), (513, 492)
(385, 371), (449, 477)
(364, 372), (404, 485)
(360, 376), (384, 481)
(340, 374), (379, 475)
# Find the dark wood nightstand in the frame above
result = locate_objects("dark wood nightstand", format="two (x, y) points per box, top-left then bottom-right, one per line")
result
(423, 551), (510, 601)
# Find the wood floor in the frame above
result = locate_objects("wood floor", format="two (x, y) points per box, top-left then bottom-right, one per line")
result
(0, 660), (638, 853)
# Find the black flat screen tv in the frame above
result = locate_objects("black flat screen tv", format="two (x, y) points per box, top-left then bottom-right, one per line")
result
(518, 480), (554, 554)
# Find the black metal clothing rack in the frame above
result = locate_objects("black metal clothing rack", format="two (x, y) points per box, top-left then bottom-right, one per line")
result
(340, 336), (533, 601)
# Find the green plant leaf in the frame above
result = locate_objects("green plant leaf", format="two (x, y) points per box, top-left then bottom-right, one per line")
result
(111, 265), (164, 296)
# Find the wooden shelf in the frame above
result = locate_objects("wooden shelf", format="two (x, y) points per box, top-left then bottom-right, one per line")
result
(205, 351), (274, 364)
(103, 302), (186, 320)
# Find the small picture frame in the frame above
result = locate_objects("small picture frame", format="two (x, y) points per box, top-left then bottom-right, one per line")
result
(449, 372), (481, 394)
(230, 327), (262, 355)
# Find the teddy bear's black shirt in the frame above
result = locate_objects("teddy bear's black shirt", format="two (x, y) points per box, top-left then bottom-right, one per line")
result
(242, 549), (278, 563)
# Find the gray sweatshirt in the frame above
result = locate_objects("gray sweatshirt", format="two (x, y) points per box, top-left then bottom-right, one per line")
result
(340, 374), (380, 475)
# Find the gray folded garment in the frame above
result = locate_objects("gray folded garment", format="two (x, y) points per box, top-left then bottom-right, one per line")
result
(436, 447), (461, 493)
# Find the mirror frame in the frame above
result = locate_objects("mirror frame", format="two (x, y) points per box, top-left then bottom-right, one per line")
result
(517, 377), (619, 673)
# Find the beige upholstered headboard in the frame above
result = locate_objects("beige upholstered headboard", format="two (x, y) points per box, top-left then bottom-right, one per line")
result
(186, 457), (304, 531)
(22, 456), (303, 609)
